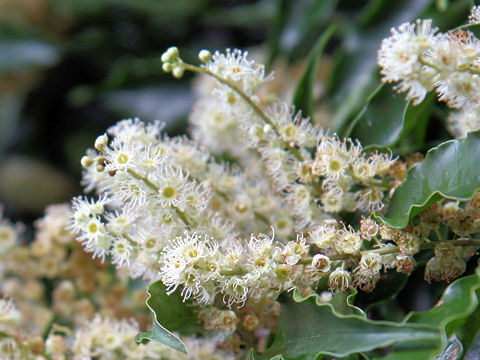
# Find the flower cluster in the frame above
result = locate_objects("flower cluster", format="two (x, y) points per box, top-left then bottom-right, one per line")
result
(0, 204), (233, 360)
(160, 231), (308, 307)
(378, 9), (480, 137)
(67, 43), (480, 358)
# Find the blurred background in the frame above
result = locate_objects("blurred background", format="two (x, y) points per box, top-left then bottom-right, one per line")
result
(0, 0), (474, 220)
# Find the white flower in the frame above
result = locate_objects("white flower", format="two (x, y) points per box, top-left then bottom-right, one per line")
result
(204, 48), (269, 93)
(151, 165), (190, 208)
(378, 19), (439, 104)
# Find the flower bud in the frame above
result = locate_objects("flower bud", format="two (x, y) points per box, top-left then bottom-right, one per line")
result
(172, 65), (185, 79)
(94, 134), (108, 151)
(162, 62), (174, 73)
(198, 49), (212, 63)
(161, 46), (179, 62)
(80, 155), (94, 168)
(425, 257), (442, 283)
(434, 242), (455, 259)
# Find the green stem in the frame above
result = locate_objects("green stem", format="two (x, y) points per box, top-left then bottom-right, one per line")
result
(127, 167), (192, 226)
(299, 238), (480, 264)
(181, 62), (305, 162)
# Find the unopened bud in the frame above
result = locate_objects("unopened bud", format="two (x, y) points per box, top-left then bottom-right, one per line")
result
(198, 49), (212, 63)
(172, 65), (185, 79)
(81, 156), (94, 168)
(162, 62), (174, 73)
(161, 46), (179, 63)
(94, 134), (108, 151)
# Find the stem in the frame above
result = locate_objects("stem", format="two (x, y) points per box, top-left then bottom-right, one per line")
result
(127, 168), (159, 191)
(181, 63), (305, 162)
(299, 238), (480, 264)
(126, 167), (192, 226)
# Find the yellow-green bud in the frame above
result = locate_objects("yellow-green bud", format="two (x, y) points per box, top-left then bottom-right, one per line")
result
(172, 65), (185, 79)
(161, 46), (179, 63)
(81, 156), (94, 168)
(198, 49), (212, 63)
(167, 46), (179, 58)
(94, 134), (108, 151)
(162, 62), (174, 73)
(161, 52), (170, 63)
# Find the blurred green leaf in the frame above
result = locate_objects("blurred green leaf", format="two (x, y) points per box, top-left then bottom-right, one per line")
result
(376, 131), (480, 228)
(271, 0), (338, 62)
(0, 40), (58, 74)
(293, 24), (336, 120)
(267, 0), (293, 69)
(202, 0), (274, 27)
(135, 281), (202, 353)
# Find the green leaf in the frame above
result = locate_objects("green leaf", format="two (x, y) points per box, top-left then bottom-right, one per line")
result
(266, 0), (294, 70)
(331, 288), (366, 317)
(253, 291), (439, 360)
(457, 289), (480, 354)
(376, 131), (480, 228)
(436, 336), (463, 360)
(378, 268), (480, 360)
(405, 270), (480, 351)
(135, 281), (202, 354)
(292, 24), (336, 120)
(347, 83), (435, 148)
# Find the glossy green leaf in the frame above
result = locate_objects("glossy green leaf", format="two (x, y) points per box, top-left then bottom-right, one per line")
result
(331, 288), (366, 317)
(376, 268), (480, 360)
(292, 25), (336, 120)
(135, 281), (202, 353)
(347, 83), (435, 148)
(253, 291), (439, 360)
(376, 131), (480, 228)
(457, 289), (480, 355)
(405, 270), (480, 350)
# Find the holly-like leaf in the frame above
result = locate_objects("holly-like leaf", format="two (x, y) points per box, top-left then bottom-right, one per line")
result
(135, 281), (202, 354)
(252, 291), (439, 360)
(376, 131), (480, 228)
(405, 269), (480, 353)
(374, 267), (480, 359)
